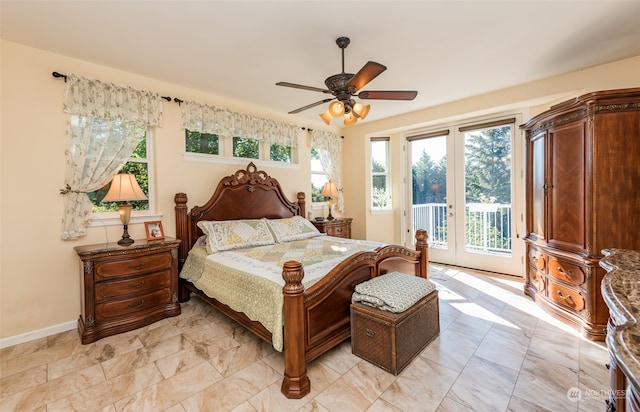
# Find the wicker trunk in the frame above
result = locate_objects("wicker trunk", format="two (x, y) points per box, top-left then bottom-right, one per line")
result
(350, 290), (439, 375)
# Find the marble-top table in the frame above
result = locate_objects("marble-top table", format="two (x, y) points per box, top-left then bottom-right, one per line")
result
(601, 248), (640, 396)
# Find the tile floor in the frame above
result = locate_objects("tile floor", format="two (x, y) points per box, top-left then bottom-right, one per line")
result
(0, 264), (610, 411)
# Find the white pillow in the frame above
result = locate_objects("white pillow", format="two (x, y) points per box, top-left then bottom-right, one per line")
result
(197, 219), (275, 254)
(264, 216), (322, 243)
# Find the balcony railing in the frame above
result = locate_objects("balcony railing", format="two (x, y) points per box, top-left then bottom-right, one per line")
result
(412, 203), (512, 255)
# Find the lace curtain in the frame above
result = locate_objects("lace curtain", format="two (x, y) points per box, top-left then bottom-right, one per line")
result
(311, 130), (344, 212)
(181, 100), (300, 148)
(60, 74), (164, 240)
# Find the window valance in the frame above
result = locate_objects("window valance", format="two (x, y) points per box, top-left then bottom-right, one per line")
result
(181, 101), (300, 148)
(63, 74), (164, 126)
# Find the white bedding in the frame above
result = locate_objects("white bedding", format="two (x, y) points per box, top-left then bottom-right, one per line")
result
(180, 235), (384, 351)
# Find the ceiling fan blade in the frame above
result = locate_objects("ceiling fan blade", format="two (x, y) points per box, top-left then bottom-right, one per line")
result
(276, 82), (332, 94)
(358, 90), (418, 100)
(288, 98), (335, 114)
(345, 61), (387, 92)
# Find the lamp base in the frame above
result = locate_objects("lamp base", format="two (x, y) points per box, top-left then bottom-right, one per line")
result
(117, 224), (134, 246)
(326, 201), (335, 220)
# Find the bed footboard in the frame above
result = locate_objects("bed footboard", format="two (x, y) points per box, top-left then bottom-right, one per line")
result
(280, 229), (429, 398)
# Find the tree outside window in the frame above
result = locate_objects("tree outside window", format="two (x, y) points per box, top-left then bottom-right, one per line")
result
(270, 143), (291, 162)
(371, 138), (390, 209)
(233, 137), (259, 159)
(186, 129), (219, 155)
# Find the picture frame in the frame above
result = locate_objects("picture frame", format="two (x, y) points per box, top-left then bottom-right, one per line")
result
(144, 221), (165, 241)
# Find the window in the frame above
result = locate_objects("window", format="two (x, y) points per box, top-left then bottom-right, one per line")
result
(183, 131), (295, 165)
(181, 101), (299, 166)
(233, 137), (259, 159)
(270, 143), (291, 162)
(311, 148), (328, 202)
(371, 137), (390, 209)
(88, 135), (150, 213)
(185, 129), (219, 155)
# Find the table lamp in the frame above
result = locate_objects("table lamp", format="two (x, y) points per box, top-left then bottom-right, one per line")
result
(321, 181), (339, 221)
(102, 173), (148, 245)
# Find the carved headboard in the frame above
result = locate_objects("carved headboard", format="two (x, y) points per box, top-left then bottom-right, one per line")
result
(174, 162), (306, 266)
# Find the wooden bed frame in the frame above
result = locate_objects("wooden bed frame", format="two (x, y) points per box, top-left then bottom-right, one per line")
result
(174, 162), (429, 398)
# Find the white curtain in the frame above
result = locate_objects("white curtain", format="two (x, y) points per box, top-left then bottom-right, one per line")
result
(60, 74), (163, 240)
(181, 100), (300, 148)
(311, 130), (344, 212)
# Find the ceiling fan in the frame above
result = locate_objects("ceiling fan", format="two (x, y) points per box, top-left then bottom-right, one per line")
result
(276, 36), (418, 126)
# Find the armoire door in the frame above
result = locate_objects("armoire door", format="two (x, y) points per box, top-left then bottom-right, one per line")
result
(528, 131), (546, 242)
(547, 120), (587, 254)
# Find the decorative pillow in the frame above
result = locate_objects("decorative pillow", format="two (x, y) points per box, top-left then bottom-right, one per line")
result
(197, 219), (275, 254)
(264, 216), (322, 243)
(352, 272), (437, 313)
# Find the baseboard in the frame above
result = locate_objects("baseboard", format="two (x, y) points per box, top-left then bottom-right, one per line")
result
(0, 320), (77, 349)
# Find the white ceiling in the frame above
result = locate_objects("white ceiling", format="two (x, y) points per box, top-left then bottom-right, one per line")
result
(2, 1), (640, 127)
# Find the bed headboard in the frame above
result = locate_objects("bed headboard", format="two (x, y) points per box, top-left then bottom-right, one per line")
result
(174, 162), (306, 266)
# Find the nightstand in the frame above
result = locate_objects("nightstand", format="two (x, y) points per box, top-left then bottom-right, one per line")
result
(74, 238), (181, 344)
(311, 218), (352, 239)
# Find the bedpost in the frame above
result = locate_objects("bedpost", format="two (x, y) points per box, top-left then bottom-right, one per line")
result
(297, 192), (306, 218)
(174, 193), (189, 268)
(415, 229), (429, 279)
(281, 260), (310, 399)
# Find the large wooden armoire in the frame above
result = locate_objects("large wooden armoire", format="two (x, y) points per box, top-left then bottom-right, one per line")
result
(521, 88), (640, 341)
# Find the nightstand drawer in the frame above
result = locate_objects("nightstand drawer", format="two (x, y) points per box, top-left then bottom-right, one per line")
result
(95, 252), (172, 280)
(311, 218), (352, 239)
(95, 270), (171, 301)
(326, 225), (346, 237)
(95, 287), (172, 321)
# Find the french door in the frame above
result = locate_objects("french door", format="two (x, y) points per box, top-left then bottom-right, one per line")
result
(406, 118), (523, 276)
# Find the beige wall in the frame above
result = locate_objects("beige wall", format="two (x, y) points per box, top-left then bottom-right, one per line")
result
(0, 40), (324, 343)
(1, 38), (639, 344)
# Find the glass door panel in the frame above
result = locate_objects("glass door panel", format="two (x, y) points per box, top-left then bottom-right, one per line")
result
(454, 124), (520, 274)
(408, 134), (454, 263)
(407, 120), (522, 276)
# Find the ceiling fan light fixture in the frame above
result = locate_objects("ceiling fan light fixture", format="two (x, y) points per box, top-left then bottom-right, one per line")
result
(328, 101), (345, 117)
(344, 111), (357, 126)
(319, 110), (332, 125)
(277, 37), (417, 123)
(352, 102), (370, 119)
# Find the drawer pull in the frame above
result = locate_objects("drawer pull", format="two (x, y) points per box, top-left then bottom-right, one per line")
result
(557, 267), (573, 276)
(556, 290), (576, 307)
(128, 280), (145, 289)
(605, 363), (610, 370)
(128, 300), (145, 309)
(366, 328), (376, 338)
(128, 263), (146, 270)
